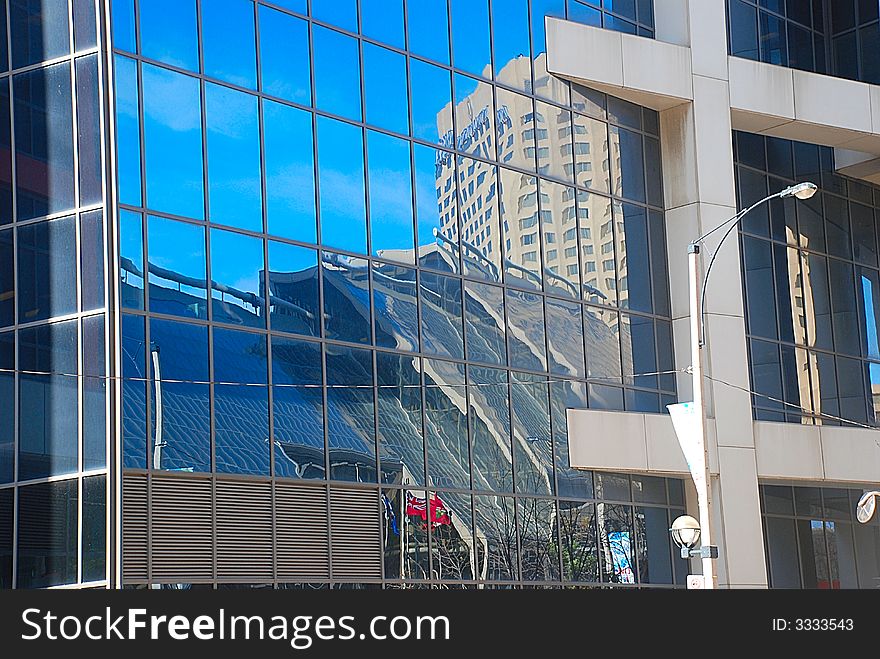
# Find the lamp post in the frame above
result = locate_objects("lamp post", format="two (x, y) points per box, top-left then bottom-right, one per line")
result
(682, 181), (817, 590)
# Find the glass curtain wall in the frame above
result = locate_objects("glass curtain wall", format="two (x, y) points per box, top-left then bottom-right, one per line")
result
(111, 0), (676, 588)
(0, 0), (109, 589)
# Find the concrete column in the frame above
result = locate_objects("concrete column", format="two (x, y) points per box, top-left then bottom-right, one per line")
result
(658, 0), (768, 588)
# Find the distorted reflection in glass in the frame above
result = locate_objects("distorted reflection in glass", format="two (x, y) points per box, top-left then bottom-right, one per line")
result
(202, 0), (256, 88)
(148, 318), (210, 472)
(473, 494), (518, 580)
(559, 499), (599, 582)
(325, 344), (377, 483)
(213, 327), (269, 475)
(618, 203), (651, 312)
(138, 0), (198, 71)
(620, 314), (657, 388)
(584, 305), (621, 382)
(578, 190), (615, 305)
(210, 228), (265, 328)
(264, 100), (316, 243)
(18, 321), (78, 480)
(457, 156), (501, 281)
(406, 0), (449, 65)
(147, 216), (207, 320)
(546, 297), (586, 378)
(313, 26), (361, 121)
(409, 59), (453, 144)
(536, 101), (573, 182)
(608, 96), (642, 129)
(506, 288), (546, 371)
(419, 271), (464, 359)
(119, 210), (144, 309)
(492, 0), (531, 92)
(272, 335), (324, 480)
(829, 259), (860, 356)
(453, 74), (495, 161)
(530, 0), (568, 105)
(259, 6), (310, 104)
(121, 314), (147, 468)
(317, 117), (367, 254)
(322, 251), (371, 344)
(17, 215), (76, 323)
(499, 167), (542, 289)
(610, 125), (646, 204)
(571, 112), (609, 193)
(428, 490), (475, 580)
(468, 365), (512, 492)
(541, 179), (580, 297)
(510, 372), (553, 496)
(382, 488), (430, 580)
(142, 64), (203, 220)
(205, 83), (262, 232)
(368, 131), (414, 262)
(364, 44), (409, 135)
(423, 358), (469, 489)
(464, 280), (506, 365)
(597, 502), (636, 583)
(114, 55), (141, 207)
(268, 240), (320, 337)
(519, 498), (559, 580)
(377, 352), (424, 485)
(414, 144), (459, 273)
(373, 262), (419, 351)
(495, 87), (534, 171)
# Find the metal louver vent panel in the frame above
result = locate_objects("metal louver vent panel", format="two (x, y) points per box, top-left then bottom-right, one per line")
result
(150, 476), (213, 582)
(122, 474), (148, 582)
(275, 483), (329, 580)
(330, 487), (381, 579)
(216, 481), (273, 580)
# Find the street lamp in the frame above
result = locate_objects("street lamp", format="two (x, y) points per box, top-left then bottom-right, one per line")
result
(856, 491), (880, 524)
(679, 181), (817, 590)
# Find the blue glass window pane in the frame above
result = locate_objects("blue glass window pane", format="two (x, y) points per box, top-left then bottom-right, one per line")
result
(457, 155), (501, 282)
(540, 179), (580, 297)
(73, 0), (97, 50)
(16, 481), (77, 588)
(258, 6), (310, 104)
(140, 0), (198, 71)
(148, 318), (210, 472)
(496, 88), (534, 172)
(18, 320), (78, 479)
(368, 131), (414, 261)
(312, 0), (357, 32)
(531, 0), (568, 105)
(361, 0), (404, 49)
(546, 297), (586, 378)
(313, 26), (361, 121)
(410, 59), (453, 144)
(317, 117), (366, 253)
(377, 352), (424, 485)
(119, 210), (143, 309)
(142, 64), (204, 219)
(474, 494), (518, 578)
(80, 209), (105, 312)
(271, 0), (306, 12)
(468, 366), (512, 492)
(578, 190), (615, 305)
(322, 251), (371, 343)
(729, 0), (759, 60)
(325, 344), (377, 483)
(147, 215), (207, 319)
(500, 167), (541, 289)
(76, 55), (102, 207)
(210, 228), (265, 328)
(0, 230), (11, 327)
(506, 288), (546, 370)
(610, 126), (645, 203)
(205, 84), (262, 232)
(464, 280), (506, 365)
(454, 74), (495, 160)
(420, 271), (464, 359)
(584, 305), (622, 382)
(414, 145), (458, 273)
(406, 0), (449, 64)
(621, 313), (657, 388)
(760, 10), (788, 66)
(81, 475), (105, 581)
(17, 215), (77, 322)
(14, 62), (75, 220)
(618, 203), (651, 312)
(511, 375), (553, 497)
(0, 84), (11, 224)
(450, 0), (491, 78)
(373, 261), (418, 351)
(568, 0), (602, 28)
(268, 240), (320, 337)
(11, 0), (70, 68)
(202, 0), (257, 88)
(423, 359), (469, 488)
(121, 314), (146, 467)
(0, 333), (13, 483)
(272, 336), (324, 480)
(363, 44), (409, 134)
(213, 328), (269, 475)
(264, 100), (316, 242)
(82, 314), (105, 470)
(114, 55), (141, 207)
(0, 7), (6, 74)
(111, 0), (136, 53)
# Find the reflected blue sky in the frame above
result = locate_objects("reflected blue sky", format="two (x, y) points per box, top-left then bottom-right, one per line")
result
(363, 43), (409, 135)
(317, 116), (366, 253)
(313, 25), (361, 121)
(202, 0), (257, 89)
(259, 6), (311, 104)
(361, 0), (405, 49)
(139, 0), (198, 71)
(368, 131), (414, 260)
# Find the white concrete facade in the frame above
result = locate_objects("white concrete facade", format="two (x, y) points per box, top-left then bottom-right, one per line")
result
(547, 2), (880, 588)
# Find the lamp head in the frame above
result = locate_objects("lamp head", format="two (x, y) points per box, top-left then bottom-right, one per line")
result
(856, 491), (880, 524)
(781, 182), (817, 200)
(669, 515), (701, 549)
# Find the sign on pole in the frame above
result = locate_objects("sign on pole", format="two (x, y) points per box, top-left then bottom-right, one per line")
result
(667, 402), (706, 491)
